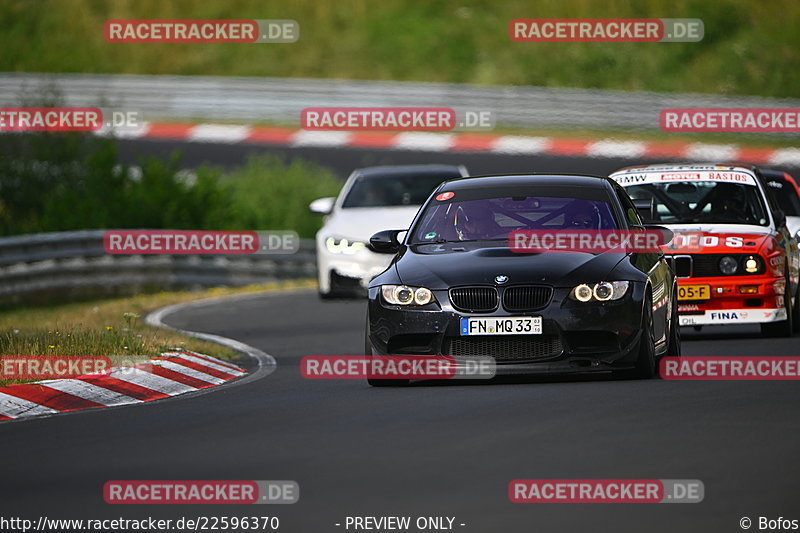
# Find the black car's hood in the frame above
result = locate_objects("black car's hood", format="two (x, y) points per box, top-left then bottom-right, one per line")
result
(396, 245), (626, 288)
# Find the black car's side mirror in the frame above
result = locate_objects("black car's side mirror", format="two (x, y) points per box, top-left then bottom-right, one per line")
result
(369, 229), (404, 254)
(634, 224), (674, 248)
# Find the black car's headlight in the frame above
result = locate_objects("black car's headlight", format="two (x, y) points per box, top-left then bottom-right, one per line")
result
(569, 281), (629, 302)
(381, 285), (435, 306)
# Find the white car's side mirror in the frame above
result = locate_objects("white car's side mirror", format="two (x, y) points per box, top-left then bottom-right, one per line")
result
(309, 197), (336, 215)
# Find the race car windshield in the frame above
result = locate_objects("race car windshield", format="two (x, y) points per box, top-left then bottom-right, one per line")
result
(624, 181), (770, 226)
(410, 196), (618, 244)
(341, 173), (454, 208)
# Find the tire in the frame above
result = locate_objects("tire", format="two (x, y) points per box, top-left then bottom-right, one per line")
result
(630, 292), (657, 379)
(665, 287), (681, 359)
(365, 316), (409, 387)
(761, 270), (794, 338)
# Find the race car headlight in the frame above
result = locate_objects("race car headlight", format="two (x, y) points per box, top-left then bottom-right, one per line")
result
(743, 255), (760, 274)
(719, 256), (739, 275)
(381, 285), (436, 306)
(325, 236), (366, 255)
(570, 281), (629, 302)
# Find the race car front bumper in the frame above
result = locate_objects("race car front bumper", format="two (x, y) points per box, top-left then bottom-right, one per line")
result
(676, 275), (787, 326)
(678, 308), (786, 326)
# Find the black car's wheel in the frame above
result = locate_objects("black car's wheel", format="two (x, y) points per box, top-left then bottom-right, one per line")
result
(665, 287), (681, 358)
(630, 292), (657, 379)
(365, 316), (409, 387)
(761, 270), (794, 337)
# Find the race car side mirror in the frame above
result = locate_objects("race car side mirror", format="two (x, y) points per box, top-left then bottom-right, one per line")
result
(369, 229), (404, 254)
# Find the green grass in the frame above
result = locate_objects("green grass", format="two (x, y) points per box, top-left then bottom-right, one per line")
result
(0, 279), (316, 386)
(2, 0), (799, 97)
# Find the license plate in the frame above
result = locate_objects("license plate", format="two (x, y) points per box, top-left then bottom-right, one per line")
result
(678, 284), (710, 301)
(460, 316), (542, 335)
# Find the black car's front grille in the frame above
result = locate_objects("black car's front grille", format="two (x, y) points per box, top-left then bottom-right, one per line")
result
(502, 285), (553, 311)
(445, 335), (563, 362)
(449, 287), (499, 313)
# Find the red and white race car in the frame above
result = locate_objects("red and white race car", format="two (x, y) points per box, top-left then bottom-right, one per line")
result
(610, 164), (800, 336)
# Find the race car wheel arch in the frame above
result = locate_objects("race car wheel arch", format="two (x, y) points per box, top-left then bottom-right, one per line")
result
(761, 267), (794, 337)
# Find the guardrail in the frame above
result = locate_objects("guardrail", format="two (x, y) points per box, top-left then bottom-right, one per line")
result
(0, 230), (316, 303)
(2, 73), (799, 133)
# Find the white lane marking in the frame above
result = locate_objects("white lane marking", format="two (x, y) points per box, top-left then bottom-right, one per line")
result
(38, 379), (141, 407)
(684, 143), (738, 161)
(492, 136), (551, 154)
(109, 367), (196, 395)
(391, 132), (454, 151)
(587, 140), (647, 158)
(291, 130), (352, 147)
(189, 124), (251, 143)
(145, 291), (281, 387)
(0, 392), (58, 418)
(151, 360), (225, 385)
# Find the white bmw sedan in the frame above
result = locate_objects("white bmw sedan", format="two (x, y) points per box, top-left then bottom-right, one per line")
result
(310, 164), (469, 298)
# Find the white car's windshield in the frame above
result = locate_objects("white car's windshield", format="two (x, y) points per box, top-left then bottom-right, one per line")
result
(342, 174), (455, 208)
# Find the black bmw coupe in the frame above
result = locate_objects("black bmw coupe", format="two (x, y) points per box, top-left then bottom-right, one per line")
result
(365, 174), (680, 386)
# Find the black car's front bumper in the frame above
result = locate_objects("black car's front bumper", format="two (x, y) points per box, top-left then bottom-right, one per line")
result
(366, 283), (647, 375)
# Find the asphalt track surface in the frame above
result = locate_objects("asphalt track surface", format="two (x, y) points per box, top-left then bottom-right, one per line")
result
(2, 140), (799, 532)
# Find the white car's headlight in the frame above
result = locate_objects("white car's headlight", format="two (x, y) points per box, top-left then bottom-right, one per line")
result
(325, 237), (367, 255)
(381, 285), (436, 306)
(569, 281), (629, 302)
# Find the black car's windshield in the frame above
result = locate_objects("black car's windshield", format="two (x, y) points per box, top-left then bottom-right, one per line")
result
(410, 195), (618, 244)
(624, 181), (770, 226)
(342, 173), (456, 208)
